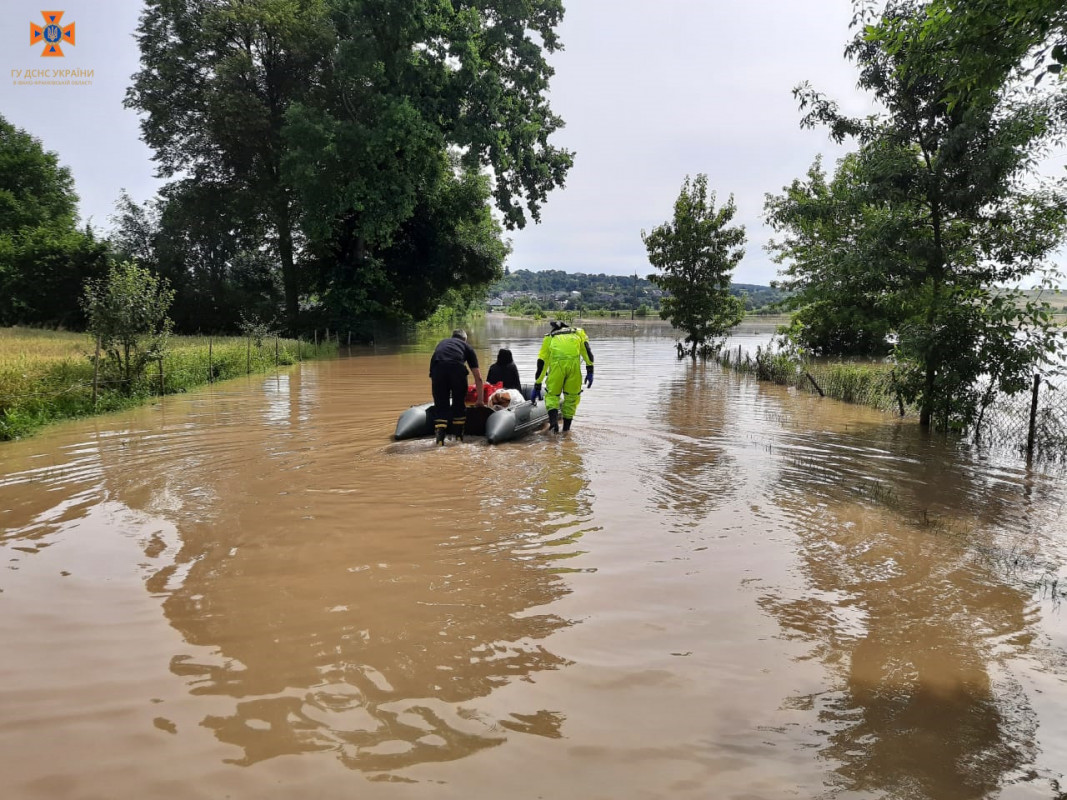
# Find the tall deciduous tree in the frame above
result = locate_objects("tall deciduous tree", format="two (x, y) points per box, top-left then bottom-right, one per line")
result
(792, 0), (1067, 429)
(0, 115), (108, 327)
(282, 0), (571, 324)
(128, 0), (572, 330)
(643, 174), (746, 359)
(127, 0), (332, 327)
(766, 155), (901, 357)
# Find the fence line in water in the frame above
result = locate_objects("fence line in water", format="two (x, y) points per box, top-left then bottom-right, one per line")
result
(716, 343), (1067, 465)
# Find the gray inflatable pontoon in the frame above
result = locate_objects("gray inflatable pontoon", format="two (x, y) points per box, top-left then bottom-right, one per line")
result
(394, 384), (549, 443)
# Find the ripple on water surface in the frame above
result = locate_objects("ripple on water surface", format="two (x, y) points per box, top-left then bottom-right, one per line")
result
(1, 320), (1066, 797)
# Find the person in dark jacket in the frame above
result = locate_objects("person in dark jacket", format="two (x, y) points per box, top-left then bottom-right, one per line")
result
(429, 329), (484, 445)
(486, 348), (522, 391)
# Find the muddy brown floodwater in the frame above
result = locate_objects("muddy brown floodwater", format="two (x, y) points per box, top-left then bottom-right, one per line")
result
(2, 317), (1067, 800)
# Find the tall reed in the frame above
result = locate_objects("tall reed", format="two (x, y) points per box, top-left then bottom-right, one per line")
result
(719, 340), (903, 414)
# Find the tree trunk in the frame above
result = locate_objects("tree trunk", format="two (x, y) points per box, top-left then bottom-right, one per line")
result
(919, 362), (935, 427)
(921, 198), (945, 429)
(277, 199), (298, 331)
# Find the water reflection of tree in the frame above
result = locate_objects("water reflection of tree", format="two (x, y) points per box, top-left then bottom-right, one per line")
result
(766, 462), (1040, 797)
(150, 454), (575, 771)
(643, 362), (738, 527)
(765, 383), (1065, 569)
(38, 356), (582, 773)
(485, 439), (597, 573)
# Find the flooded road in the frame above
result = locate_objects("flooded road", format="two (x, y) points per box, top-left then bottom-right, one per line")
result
(2, 317), (1066, 799)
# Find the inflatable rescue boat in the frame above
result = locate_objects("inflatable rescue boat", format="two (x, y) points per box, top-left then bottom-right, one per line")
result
(394, 384), (549, 444)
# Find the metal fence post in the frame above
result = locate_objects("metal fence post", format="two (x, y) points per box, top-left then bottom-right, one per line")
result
(1027, 372), (1041, 461)
(92, 337), (100, 406)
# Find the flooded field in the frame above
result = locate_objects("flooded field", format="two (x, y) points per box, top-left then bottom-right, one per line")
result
(2, 317), (1066, 799)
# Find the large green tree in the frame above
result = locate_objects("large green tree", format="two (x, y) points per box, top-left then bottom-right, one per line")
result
(0, 115), (109, 327)
(643, 174), (746, 359)
(792, 0), (1067, 429)
(282, 0), (571, 325)
(128, 0), (572, 329)
(766, 155), (901, 357)
(127, 0), (331, 327)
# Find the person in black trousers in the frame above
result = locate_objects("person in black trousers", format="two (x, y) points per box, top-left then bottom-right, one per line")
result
(486, 348), (522, 391)
(429, 329), (484, 445)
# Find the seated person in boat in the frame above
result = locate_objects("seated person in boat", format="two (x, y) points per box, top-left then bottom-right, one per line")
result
(486, 348), (522, 390)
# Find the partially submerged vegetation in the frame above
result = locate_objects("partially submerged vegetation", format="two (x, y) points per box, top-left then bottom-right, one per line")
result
(761, 1), (1067, 432)
(0, 327), (335, 441)
(721, 342), (904, 415)
(720, 335), (1067, 462)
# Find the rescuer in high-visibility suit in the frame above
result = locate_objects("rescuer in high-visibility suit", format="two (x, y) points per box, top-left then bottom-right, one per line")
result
(531, 320), (595, 433)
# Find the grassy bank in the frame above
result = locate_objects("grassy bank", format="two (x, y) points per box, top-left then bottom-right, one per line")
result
(721, 344), (905, 415)
(0, 328), (337, 441)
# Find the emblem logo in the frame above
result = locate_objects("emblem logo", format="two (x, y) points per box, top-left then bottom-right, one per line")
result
(30, 11), (75, 57)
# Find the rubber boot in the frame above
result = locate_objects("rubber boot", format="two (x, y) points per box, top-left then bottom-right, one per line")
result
(562, 417), (572, 432)
(548, 408), (559, 433)
(456, 424), (465, 443)
(435, 427), (447, 446)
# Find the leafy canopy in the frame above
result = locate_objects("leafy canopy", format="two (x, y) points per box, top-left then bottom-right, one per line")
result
(0, 114), (109, 327)
(127, 0), (572, 330)
(643, 174), (746, 358)
(787, 0), (1067, 429)
(0, 116), (77, 233)
(867, 0), (1067, 98)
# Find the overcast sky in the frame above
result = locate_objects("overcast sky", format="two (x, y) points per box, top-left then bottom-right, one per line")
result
(3, 1), (883, 286)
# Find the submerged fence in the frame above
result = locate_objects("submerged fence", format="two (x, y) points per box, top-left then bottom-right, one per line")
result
(974, 374), (1067, 462)
(719, 343), (1067, 464)
(0, 332), (339, 441)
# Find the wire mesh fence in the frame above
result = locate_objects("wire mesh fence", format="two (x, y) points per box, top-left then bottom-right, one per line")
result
(720, 342), (1067, 464)
(973, 375), (1067, 462)
(1, 333), (340, 441)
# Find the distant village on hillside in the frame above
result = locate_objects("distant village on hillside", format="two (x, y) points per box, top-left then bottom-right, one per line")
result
(487, 269), (789, 315)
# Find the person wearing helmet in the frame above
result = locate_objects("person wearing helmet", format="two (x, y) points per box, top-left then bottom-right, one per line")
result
(429, 329), (484, 445)
(531, 320), (594, 433)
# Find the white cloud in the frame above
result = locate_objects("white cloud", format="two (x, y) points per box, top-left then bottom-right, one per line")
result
(505, 0), (872, 283)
